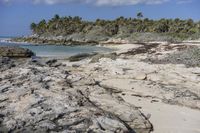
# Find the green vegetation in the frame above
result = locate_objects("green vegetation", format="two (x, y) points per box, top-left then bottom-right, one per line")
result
(29, 13), (200, 42)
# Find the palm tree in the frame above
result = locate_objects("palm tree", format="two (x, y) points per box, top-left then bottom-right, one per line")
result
(28, 15), (200, 40)
(137, 12), (143, 19)
(37, 19), (47, 35)
(30, 22), (37, 33)
(54, 14), (60, 20)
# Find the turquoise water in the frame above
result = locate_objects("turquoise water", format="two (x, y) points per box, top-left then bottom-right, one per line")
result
(0, 38), (112, 57)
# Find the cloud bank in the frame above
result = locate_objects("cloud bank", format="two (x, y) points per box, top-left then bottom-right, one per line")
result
(1, 0), (194, 6)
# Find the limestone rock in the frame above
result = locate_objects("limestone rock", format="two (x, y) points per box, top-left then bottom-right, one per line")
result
(135, 73), (147, 80)
(0, 58), (152, 133)
(90, 53), (117, 63)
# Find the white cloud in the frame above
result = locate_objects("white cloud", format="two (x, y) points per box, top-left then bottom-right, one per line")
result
(1, 0), (11, 3)
(176, 0), (193, 4)
(1, 0), (195, 6)
(32, 0), (78, 5)
(93, 0), (170, 6)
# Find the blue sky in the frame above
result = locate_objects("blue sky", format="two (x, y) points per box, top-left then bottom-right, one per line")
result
(0, 0), (199, 36)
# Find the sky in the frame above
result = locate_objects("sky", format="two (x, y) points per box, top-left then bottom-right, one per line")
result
(0, 0), (199, 36)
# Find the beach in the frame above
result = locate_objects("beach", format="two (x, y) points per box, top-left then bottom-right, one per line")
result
(0, 42), (200, 132)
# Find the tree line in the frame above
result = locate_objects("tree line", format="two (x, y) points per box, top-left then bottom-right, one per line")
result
(30, 13), (200, 38)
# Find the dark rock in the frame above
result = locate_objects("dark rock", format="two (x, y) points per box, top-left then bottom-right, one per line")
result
(45, 59), (61, 67)
(175, 90), (199, 99)
(29, 57), (46, 67)
(0, 57), (10, 64)
(1, 87), (9, 93)
(0, 46), (35, 58)
(51, 63), (62, 67)
(0, 57), (15, 71)
(68, 53), (97, 62)
(46, 59), (57, 65)
(119, 43), (159, 56)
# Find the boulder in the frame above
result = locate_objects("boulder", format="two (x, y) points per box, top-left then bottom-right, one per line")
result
(0, 46), (35, 58)
(68, 53), (97, 62)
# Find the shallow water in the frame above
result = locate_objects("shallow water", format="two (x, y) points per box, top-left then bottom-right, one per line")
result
(0, 38), (112, 57)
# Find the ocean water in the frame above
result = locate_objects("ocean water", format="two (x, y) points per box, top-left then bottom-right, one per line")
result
(0, 37), (113, 57)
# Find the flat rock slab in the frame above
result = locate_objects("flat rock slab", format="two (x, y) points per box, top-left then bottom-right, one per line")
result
(0, 59), (152, 133)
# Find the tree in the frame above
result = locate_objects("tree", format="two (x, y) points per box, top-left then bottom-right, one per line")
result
(154, 19), (170, 33)
(116, 16), (126, 25)
(137, 12), (143, 19)
(30, 22), (37, 33)
(105, 23), (119, 36)
(54, 14), (60, 20)
(155, 22), (169, 33)
(186, 19), (194, 27)
(73, 16), (82, 22)
(29, 15), (200, 40)
(38, 19), (46, 27)
(37, 19), (47, 34)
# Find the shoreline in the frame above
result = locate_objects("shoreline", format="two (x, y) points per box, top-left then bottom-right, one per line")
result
(1, 40), (200, 133)
(2, 36), (200, 48)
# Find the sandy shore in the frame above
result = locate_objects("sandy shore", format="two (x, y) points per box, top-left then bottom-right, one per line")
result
(87, 42), (200, 133)
(1, 42), (200, 132)
(123, 93), (200, 133)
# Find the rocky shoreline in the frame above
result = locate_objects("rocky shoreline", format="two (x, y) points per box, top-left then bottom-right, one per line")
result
(1, 42), (200, 133)
(5, 32), (200, 46)
(10, 36), (132, 46)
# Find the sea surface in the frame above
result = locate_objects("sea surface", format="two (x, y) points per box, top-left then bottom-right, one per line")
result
(0, 37), (112, 57)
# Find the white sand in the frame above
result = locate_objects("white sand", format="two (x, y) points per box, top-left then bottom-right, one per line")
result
(122, 93), (200, 133)
(102, 43), (142, 54)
